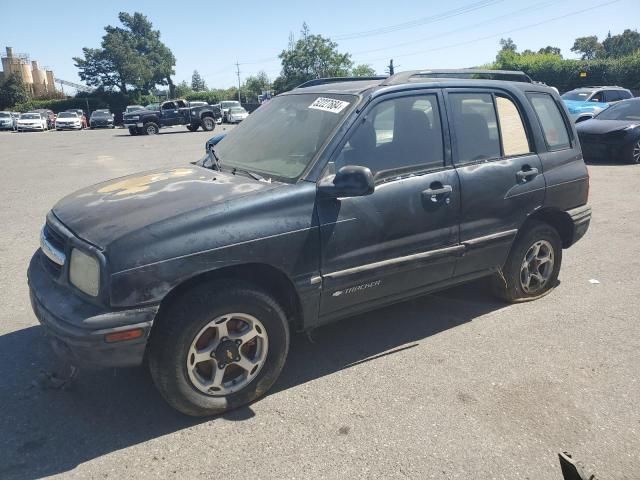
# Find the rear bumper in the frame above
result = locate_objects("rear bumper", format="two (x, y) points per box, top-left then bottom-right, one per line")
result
(567, 205), (591, 246)
(27, 251), (158, 368)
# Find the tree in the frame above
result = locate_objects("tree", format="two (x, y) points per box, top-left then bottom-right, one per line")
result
(0, 72), (30, 109)
(496, 38), (519, 64)
(602, 29), (640, 58)
(538, 46), (562, 57)
(74, 12), (176, 94)
(191, 70), (206, 91)
(351, 64), (376, 76)
(499, 37), (517, 52)
(175, 80), (193, 98)
(273, 23), (353, 93)
(571, 36), (603, 60)
(243, 71), (270, 102)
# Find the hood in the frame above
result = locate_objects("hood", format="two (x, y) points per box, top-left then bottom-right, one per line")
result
(52, 166), (280, 249)
(563, 99), (608, 114)
(576, 119), (639, 135)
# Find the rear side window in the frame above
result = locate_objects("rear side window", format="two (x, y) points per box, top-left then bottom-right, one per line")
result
(528, 93), (571, 150)
(496, 96), (530, 156)
(449, 93), (501, 163)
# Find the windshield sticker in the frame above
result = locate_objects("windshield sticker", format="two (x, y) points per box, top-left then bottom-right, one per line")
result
(309, 97), (350, 114)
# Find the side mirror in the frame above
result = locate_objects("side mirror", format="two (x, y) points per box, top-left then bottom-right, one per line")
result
(318, 165), (375, 198)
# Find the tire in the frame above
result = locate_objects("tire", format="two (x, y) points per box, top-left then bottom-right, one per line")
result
(186, 124), (199, 132)
(201, 116), (215, 132)
(128, 127), (138, 136)
(624, 139), (640, 164)
(144, 122), (159, 135)
(490, 220), (562, 303)
(149, 283), (290, 417)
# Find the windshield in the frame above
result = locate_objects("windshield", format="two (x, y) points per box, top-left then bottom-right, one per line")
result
(230, 107), (246, 113)
(221, 101), (241, 109)
(214, 93), (356, 182)
(596, 100), (640, 121)
(0, 112), (10, 118)
(21, 113), (40, 119)
(92, 112), (109, 118)
(562, 91), (593, 101)
(145, 103), (160, 111)
(57, 112), (77, 118)
(127, 106), (144, 112)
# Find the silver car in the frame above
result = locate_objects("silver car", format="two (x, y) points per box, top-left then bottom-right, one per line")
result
(0, 111), (17, 131)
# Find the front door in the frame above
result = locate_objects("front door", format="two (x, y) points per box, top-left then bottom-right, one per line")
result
(161, 101), (179, 126)
(317, 91), (461, 320)
(445, 90), (545, 276)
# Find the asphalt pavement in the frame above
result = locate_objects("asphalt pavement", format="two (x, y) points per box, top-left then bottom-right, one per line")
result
(0, 126), (638, 479)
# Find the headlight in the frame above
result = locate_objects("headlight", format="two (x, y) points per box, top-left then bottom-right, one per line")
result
(69, 248), (100, 296)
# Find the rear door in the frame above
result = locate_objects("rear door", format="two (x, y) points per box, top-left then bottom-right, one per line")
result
(317, 90), (462, 319)
(446, 89), (545, 276)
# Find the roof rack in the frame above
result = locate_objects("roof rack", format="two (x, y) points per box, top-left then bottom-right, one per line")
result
(295, 76), (387, 89)
(382, 69), (533, 85)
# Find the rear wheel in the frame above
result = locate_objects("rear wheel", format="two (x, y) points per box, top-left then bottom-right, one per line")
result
(201, 116), (215, 132)
(624, 140), (640, 164)
(144, 122), (159, 135)
(491, 221), (562, 303)
(149, 283), (290, 417)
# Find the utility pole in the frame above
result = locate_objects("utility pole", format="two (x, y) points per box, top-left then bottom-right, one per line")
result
(236, 61), (241, 103)
(387, 59), (395, 76)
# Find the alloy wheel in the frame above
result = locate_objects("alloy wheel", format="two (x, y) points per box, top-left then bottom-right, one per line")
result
(186, 313), (268, 396)
(520, 240), (555, 294)
(633, 141), (640, 164)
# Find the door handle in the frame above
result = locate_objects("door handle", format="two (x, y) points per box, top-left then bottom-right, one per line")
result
(422, 184), (452, 204)
(516, 166), (539, 183)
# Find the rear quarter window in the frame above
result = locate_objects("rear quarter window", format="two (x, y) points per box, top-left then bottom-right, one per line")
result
(528, 93), (571, 150)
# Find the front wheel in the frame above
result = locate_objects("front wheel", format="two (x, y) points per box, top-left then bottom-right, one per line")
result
(186, 124), (199, 132)
(144, 122), (160, 135)
(624, 140), (640, 164)
(149, 283), (290, 417)
(491, 220), (562, 303)
(128, 127), (138, 136)
(201, 116), (215, 132)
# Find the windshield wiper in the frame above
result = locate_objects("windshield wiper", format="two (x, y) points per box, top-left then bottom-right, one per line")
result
(231, 167), (267, 182)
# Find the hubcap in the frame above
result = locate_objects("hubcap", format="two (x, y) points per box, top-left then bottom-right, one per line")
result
(204, 118), (213, 129)
(633, 141), (640, 163)
(147, 126), (156, 134)
(520, 240), (554, 294)
(186, 313), (268, 396)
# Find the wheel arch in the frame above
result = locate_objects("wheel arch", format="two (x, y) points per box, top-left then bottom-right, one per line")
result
(525, 207), (574, 248)
(156, 262), (304, 330)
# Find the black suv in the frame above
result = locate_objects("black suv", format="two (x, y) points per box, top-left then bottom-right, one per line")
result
(28, 70), (591, 416)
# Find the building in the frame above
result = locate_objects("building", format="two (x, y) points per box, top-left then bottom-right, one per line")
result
(0, 46), (56, 96)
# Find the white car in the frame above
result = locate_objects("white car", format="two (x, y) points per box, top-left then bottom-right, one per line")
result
(227, 106), (249, 123)
(55, 112), (82, 130)
(17, 112), (48, 132)
(220, 100), (241, 122)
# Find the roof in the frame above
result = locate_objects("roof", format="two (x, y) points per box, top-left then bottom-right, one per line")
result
(570, 86), (630, 91)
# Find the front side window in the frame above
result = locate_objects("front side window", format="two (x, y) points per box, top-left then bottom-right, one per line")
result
(449, 92), (501, 164)
(495, 96), (530, 157)
(335, 94), (444, 177)
(589, 91), (604, 102)
(529, 93), (571, 150)
(596, 100), (640, 121)
(162, 102), (176, 110)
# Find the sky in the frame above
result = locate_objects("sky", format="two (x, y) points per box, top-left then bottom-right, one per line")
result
(2, 0), (639, 91)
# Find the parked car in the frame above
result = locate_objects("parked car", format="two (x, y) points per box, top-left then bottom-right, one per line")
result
(89, 110), (115, 129)
(55, 112), (83, 130)
(125, 105), (145, 114)
(65, 109), (88, 129)
(17, 112), (48, 131)
(577, 97), (640, 164)
(0, 111), (17, 130)
(31, 109), (55, 129)
(561, 86), (633, 123)
(28, 71), (591, 416)
(220, 100), (241, 122)
(122, 99), (220, 135)
(226, 106), (248, 123)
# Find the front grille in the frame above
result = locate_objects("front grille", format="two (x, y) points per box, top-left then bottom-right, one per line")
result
(41, 223), (66, 277)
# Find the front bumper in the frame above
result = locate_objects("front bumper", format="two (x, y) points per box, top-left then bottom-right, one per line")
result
(124, 122), (144, 128)
(56, 124), (82, 130)
(18, 125), (45, 130)
(28, 251), (158, 368)
(567, 205), (591, 246)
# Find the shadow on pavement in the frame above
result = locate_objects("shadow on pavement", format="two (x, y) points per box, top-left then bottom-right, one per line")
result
(0, 279), (504, 480)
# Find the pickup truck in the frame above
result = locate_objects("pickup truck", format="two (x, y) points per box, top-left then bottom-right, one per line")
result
(123, 100), (221, 135)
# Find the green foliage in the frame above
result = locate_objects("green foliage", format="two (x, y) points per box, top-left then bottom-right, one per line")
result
(571, 36), (603, 60)
(73, 11), (175, 94)
(175, 80), (193, 98)
(0, 73), (30, 110)
(351, 64), (377, 76)
(273, 23), (353, 93)
(243, 71), (270, 103)
(191, 70), (206, 91)
(602, 29), (640, 58)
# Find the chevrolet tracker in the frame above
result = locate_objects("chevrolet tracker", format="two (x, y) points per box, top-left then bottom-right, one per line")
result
(28, 70), (592, 416)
